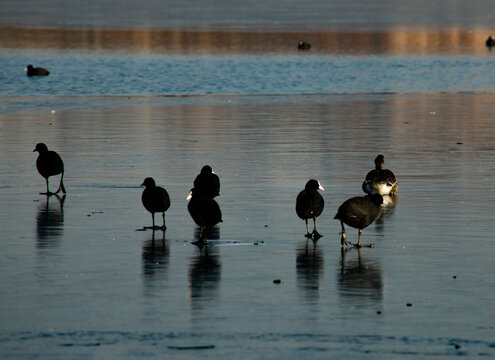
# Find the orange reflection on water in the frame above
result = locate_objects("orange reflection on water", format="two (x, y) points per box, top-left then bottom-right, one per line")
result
(1, 26), (494, 55)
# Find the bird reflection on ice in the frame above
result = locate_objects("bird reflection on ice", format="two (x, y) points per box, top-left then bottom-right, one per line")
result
(188, 248), (221, 312)
(36, 194), (65, 248)
(296, 240), (324, 303)
(142, 230), (169, 295)
(337, 248), (383, 305)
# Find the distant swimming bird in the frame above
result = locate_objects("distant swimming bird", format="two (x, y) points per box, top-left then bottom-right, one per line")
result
(33, 143), (66, 195)
(193, 165), (220, 198)
(296, 179), (325, 239)
(141, 177), (171, 230)
(334, 194), (383, 248)
(298, 40), (311, 50)
(25, 65), (50, 77)
(362, 155), (398, 196)
(187, 188), (222, 246)
(486, 35), (495, 48)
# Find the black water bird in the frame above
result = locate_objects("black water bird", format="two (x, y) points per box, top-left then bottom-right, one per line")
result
(362, 155), (398, 196)
(25, 65), (50, 77)
(298, 40), (311, 50)
(193, 165), (220, 198)
(34, 143), (66, 195)
(187, 188), (222, 246)
(141, 177), (171, 230)
(334, 194), (383, 248)
(486, 35), (495, 48)
(296, 179), (325, 239)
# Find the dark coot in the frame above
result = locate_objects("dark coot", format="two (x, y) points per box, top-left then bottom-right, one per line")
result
(486, 35), (495, 48)
(193, 165), (220, 198)
(141, 177), (171, 230)
(298, 40), (311, 50)
(187, 188), (222, 246)
(296, 179), (325, 239)
(334, 194), (383, 248)
(33, 143), (66, 195)
(362, 154), (398, 196)
(25, 65), (50, 76)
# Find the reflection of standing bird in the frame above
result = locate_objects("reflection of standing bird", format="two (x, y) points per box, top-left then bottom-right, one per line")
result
(141, 177), (171, 230)
(187, 188), (222, 246)
(296, 179), (325, 239)
(193, 165), (220, 198)
(362, 155), (398, 196)
(33, 143), (66, 195)
(334, 194), (383, 248)
(25, 65), (50, 76)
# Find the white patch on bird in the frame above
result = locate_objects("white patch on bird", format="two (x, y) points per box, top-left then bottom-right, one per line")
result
(318, 181), (325, 191)
(186, 191), (193, 200)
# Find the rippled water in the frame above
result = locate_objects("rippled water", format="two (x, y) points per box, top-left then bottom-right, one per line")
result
(2, 0), (495, 359)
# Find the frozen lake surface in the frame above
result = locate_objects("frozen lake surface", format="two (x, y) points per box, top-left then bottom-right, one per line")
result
(1, 0), (495, 359)
(1, 93), (495, 359)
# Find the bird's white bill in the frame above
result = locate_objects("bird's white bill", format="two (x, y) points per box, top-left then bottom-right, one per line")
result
(318, 181), (325, 191)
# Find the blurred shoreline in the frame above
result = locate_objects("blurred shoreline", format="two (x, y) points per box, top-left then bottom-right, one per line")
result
(1, 25), (494, 55)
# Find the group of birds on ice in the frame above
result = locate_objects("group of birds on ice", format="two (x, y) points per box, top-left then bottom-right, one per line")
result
(34, 143), (398, 249)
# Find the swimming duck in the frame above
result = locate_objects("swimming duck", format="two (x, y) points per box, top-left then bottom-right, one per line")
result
(298, 40), (311, 50)
(33, 143), (66, 195)
(362, 155), (398, 196)
(296, 179), (325, 239)
(486, 35), (495, 48)
(25, 65), (50, 77)
(193, 165), (220, 198)
(187, 188), (222, 246)
(141, 177), (171, 230)
(334, 194), (383, 248)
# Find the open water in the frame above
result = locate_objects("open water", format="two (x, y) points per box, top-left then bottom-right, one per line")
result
(1, 1), (495, 359)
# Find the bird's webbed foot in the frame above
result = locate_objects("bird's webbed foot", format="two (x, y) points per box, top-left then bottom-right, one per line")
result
(311, 230), (323, 240)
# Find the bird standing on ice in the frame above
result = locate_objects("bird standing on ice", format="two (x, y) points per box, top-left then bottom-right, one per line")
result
(362, 155), (398, 196)
(33, 143), (66, 195)
(296, 179), (325, 240)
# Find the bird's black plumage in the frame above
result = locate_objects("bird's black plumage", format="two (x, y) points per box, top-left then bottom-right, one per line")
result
(486, 35), (495, 48)
(334, 194), (383, 248)
(187, 187), (222, 246)
(34, 143), (66, 195)
(141, 177), (171, 230)
(298, 40), (311, 50)
(362, 154), (398, 195)
(296, 179), (325, 239)
(25, 65), (50, 77)
(193, 165), (220, 198)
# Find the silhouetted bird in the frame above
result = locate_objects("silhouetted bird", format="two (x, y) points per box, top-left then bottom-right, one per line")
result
(298, 40), (311, 50)
(141, 177), (171, 230)
(187, 188), (222, 246)
(362, 155), (398, 196)
(486, 35), (495, 48)
(25, 65), (50, 77)
(33, 143), (66, 195)
(334, 194), (383, 248)
(296, 179), (325, 239)
(193, 165), (220, 198)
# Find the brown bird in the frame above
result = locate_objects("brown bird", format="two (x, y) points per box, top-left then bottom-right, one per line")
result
(33, 143), (66, 195)
(141, 177), (171, 230)
(25, 65), (50, 77)
(187, 187), (222, 246)
(334, 194), (383, 248)
(296, 179), (325, 239)
(362, 155), (398, 196)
